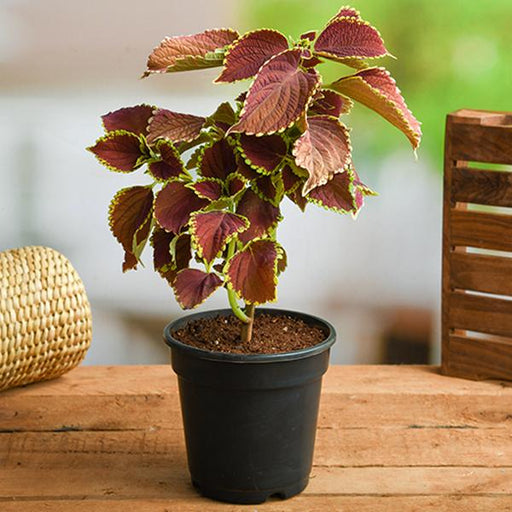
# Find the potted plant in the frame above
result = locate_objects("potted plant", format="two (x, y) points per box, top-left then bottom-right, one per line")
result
(88, 5), (421, 504)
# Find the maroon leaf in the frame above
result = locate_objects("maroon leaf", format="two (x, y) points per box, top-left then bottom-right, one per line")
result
(198, 139), (237, 180)
(329, 67), (422, 149)
(147, 109), (205, 145)
(207, 101), (237, 130)
(235, 91), (247, 104)
(238, 133), (287, 174)
(327, 6), (361, 23)
(293, 115), (352, 195)
(228, 49), (320, 136)
(287, 188), (308, 212)
(308, 171), (356, 213)
(108, 186), (154, 271)
(309, 90), (353, 117)
(226, 239), (282, 305)
(102, 105), (154, 136)
(145, 29), (239, 75)
(154, 180), (208, 234)
(300, 31), (317, 41)
(173, 269), (223, 309)
(253, 174), (282, 206)
(190, 211), (249, 262)
(151, 228), (193, 283)
(88, 131), (146, 173)
(188, 178), (223, 201)
(236, 189), (281, 244)
(352, 169), (378, 214)
(236, 160), (259, 181)
(314, 17), (389, 63)
(148, 140), (185, 181)
(215, 29), (289, 83)
(227, 173), (247, 197)
(282, 165), (302, 193)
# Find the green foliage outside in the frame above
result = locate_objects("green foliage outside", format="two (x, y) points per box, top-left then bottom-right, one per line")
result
(242, 0), (512, 168)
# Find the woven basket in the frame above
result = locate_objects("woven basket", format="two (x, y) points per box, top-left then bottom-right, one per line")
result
(0, 246), (92, 391)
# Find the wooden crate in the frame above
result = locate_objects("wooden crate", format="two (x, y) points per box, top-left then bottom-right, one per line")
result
(442, 109), (512, 380)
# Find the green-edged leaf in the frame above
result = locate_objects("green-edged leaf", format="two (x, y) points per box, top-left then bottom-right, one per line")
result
(206, 101), (237, 130)
(108, 186), (154, 271)
(282, 164), (302, 193)
(236, 189), (282, 244)
(88, 130), (147, 173)
(144, 29), (239, 75)
(314, 17), (389, 65)
(198, 139), (237, 179)
(329, 6), (361, 22)
(287, 188), (308, 212)
(147, 109), (206, 145)
(309, 89), (353, 117)
(172, 269), (223, 309)
(277, 245), (287, 275)
(226, 239), (282, 305)
(188, 178), (223, 201)
(215, 29), (289, 83)
(102, 105), (154, 136)
(148, 140), (185, 181)
(226, 173), (247, 198)
(151, 228), (175, 281)
(308, 170), (356, 213)
(328, 67), (422, 150)
(252, 173), (283, 206)
(293, 115), (352, 195)
(237, 133), (287, 174)
(352, 168), (378, 215)
(190, 211), (249, 263)
(300, 31), (317, 42)
(228, 49), (320, 136)
(154, 180), (208, 234)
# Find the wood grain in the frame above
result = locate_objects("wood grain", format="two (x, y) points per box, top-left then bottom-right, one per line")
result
(450, 251), (512, 296)
(2, 365), (512, 509)
(451, 166), (512, 207)
(450, 209), (512, 252)
(448, 291), (512, 338)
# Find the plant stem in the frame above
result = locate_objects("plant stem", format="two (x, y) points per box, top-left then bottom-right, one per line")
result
(226, 239), (249, 324)
(241, 304), (255, 344)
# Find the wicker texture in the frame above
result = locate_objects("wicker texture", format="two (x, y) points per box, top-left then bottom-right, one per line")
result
(0, 246), (92, 391)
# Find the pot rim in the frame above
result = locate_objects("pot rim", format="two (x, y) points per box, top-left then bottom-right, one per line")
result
(163, 307), (336, 364)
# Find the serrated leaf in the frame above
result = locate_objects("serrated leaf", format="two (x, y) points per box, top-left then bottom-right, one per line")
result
(215, 29), (289, 83)
(108, 186), (154, 272)
(151, 228), (175, 279)
(147, 109), (206, 145)
(228, 49), (320, 136)
(282, 165), (302, 193)
(253, 173), (283, 206)
(328, 67), (422, 150)
(145, 29), (239, 75)
(88, 131), (147, 173)
(206, 101), (237, 130)
(287, 188), (308, 212)
(226, 173), (247, 198)
(173, 269), (223, 309)
(154, 180), (208, 234)
(327, 6), (361, 24)
(293, 115), (352, 195)
(352, 168), (378, 214)
(300, 31), (317, 42)
(226, 239), (281, 305)
(308, 170), (356, 213)
(102, 105), (154, 136)
(314, 17), (389, 64)
(277, 245), (287, 275)
(188, 178), (223, 201)
(309, 89), (353, 117)
(148, 140), (185, 181)
(198, 139), (237, 179)
(238, 133), (287, 174)
(236, 189), (281, 244)
(190, 211), (249, 263)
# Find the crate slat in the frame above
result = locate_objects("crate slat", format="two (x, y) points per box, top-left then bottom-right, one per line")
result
(452, 167), (512, 207)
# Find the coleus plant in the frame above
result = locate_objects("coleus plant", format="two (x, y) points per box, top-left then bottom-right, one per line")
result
(88, 5), (421, 343)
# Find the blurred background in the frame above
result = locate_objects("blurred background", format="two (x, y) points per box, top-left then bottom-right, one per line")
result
(1, 0), (511, 365)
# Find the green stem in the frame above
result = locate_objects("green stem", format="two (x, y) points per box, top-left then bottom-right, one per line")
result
(226, 239), (249, 323)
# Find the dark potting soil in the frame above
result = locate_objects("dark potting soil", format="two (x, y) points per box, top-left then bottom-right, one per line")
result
(172, 313), (326, 354)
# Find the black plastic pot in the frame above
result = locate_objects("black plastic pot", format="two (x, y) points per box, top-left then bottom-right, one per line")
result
(163, 308), (336, 504)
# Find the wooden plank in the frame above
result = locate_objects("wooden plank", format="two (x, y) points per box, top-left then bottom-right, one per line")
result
(3, 427), (512, 471)
(445, 335), (512, 381)
(3, 497), (512, 512)
(449, 122), (512, 165)
(450, 251), (512, 296)
(5, 366), (512, 431)
(450, 209), (512, 252)
(452, 167), (512, 207)
(448, 291), (512, 337)
(2, 464), (512, 499)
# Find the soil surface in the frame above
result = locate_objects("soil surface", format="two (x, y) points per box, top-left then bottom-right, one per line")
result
(172, 313), (326, 354)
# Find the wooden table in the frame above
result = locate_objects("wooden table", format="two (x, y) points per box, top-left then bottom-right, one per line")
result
(1, 365), (512, 511)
